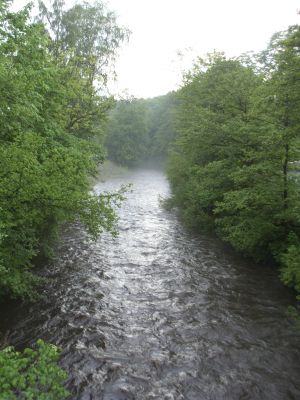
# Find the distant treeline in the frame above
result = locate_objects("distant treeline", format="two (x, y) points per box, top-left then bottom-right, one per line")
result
(105, 93), (176, 166)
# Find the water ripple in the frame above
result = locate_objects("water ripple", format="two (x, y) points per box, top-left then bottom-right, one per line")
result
(3, 169), (300, 400)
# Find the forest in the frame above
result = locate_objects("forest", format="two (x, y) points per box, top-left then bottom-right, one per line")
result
(167, 37), (300, 303)
(0, 0), (299, 398)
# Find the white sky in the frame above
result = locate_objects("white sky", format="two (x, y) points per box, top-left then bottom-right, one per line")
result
(12, 0), (300, 98)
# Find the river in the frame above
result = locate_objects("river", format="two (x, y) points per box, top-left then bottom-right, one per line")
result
(2, 168), (300, 399)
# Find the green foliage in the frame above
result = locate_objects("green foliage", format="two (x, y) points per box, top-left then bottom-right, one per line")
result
(168, 53), (261, 229)
(167, 29), (300, 305)
(0, 340), (69, 400)
(280, 238), (300, 293)
(0, 1), (127, 299)
(281, 239), (300, 326)
(38, 0), (129, 84)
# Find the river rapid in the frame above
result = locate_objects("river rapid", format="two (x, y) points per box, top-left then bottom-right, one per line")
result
(2, 168), (300, 399)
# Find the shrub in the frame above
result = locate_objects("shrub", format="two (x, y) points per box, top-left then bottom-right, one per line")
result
(0, 339), (69, 400)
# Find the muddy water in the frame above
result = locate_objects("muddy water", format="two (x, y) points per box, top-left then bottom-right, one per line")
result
(3, 169), (300, 399)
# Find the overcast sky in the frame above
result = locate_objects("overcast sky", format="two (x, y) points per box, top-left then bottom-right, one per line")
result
(13, 0), (300, 98)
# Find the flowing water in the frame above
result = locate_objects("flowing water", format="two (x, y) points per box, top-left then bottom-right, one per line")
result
(1, 168), (300, 399)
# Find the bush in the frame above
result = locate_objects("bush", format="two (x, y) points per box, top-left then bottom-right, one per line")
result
(0, 340), (69, 400)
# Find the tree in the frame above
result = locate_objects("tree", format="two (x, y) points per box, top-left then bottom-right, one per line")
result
(168, 53), (261, 229)
(0, 1), (126, 299)
(37, 0), (129, 143)
(215, 27), (300, 260)
(166, 29), (300, 308)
